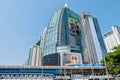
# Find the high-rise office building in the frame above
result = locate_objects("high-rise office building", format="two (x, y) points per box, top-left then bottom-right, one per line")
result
(28, 5), (107, 65)
(44, 5), (82, 55)
(104, 26), (120, 52)
(28, 45), (42, 66)
(43, 5), (83, 66)
(27, 28), (47, 66)
(80, 12), (107, 63)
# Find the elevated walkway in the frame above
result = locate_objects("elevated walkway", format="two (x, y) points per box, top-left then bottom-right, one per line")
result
(0, 66), (108, 80)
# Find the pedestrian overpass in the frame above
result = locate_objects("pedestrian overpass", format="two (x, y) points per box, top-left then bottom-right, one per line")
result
(0, 66), (108, 80)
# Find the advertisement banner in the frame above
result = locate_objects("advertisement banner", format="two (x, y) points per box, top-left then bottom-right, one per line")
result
(62, 53), (82, 66)
(68, 10), (81, 38)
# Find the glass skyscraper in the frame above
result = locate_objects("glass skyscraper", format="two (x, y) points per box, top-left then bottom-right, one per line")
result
(43, 5), (83, 56)
(80, 12), (107, 63)
(42, 5), (83, 66)
(27, 5), (107, 66)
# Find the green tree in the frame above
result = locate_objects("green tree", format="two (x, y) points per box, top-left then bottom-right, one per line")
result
(102, 45), (120, 75)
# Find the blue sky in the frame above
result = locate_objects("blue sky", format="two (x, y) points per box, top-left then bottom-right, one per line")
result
(0, 0), (120, 65)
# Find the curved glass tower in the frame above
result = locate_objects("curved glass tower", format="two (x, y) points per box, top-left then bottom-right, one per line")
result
(28, 5), (107, 66)
(43, 6), (83, 57)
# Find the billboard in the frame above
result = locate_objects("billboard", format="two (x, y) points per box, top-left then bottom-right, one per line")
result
(67, 10), (82, 48)
(68, 10), (81, 38)
(61, 52), (82, 66)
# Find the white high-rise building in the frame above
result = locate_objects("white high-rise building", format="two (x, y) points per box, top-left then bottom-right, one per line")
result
(28, 45), (42, 66)
(104, 26), (120, 52)
(27, 28), (47, 66)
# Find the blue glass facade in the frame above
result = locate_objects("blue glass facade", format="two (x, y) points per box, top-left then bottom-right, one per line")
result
(92, 18), (107, 61)
(88, 17), (107, 62)
(44, 8), (62, 55)
(42, 6), (106, 64)
(81, 13), (107, 63)
(43, 6), (83, 56)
